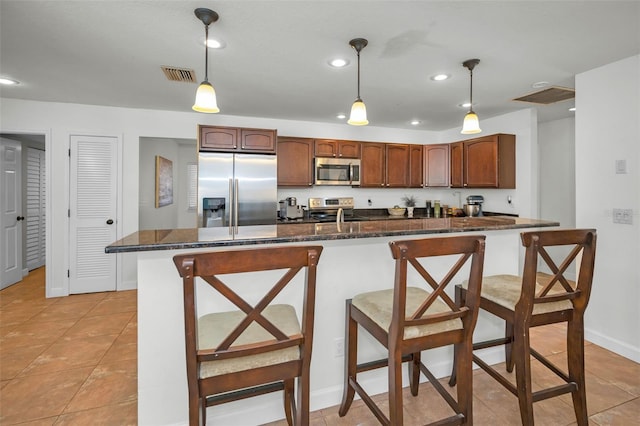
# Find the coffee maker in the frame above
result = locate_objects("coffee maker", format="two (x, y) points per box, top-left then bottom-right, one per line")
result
(279, 197), (304, 219)
(466, 195), (484, 216)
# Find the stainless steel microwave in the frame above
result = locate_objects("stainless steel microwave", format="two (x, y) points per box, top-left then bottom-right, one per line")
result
(314, 157), (361, 186)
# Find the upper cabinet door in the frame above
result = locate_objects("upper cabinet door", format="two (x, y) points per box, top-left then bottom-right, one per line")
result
(198, 126), (276, 154)
(449, 142), (464, 188)
(199, 126), (239, 151)
(277, 138), (314, 187)
(314, 139), (338, 157)
(337, 140), (361, 158)
(409, 144), (424, 188)
(424, 144), (449, 187)
(360, 142), (386, 187)
(240, 129), (276, 153)
(385, 144), (410, 187)
(464, 137), (499, 187)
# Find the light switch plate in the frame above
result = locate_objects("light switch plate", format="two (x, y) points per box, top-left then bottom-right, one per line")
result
(613, 208), (633, 224)
(615, 159), (627, 174)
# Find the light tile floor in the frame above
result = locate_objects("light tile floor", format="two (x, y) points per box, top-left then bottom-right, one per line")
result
(1, 267), (639, 425)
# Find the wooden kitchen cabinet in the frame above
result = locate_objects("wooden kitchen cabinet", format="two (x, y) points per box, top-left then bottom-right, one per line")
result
(360, 142), (386, 187)
(386, 144), (410, 187)
(409, 144), (424, 188)
(198, 125), (276, 154)
(360, 142), (411, 187)
(424, 144), (449, 187)
(450, 133), (515, 188)
(314, 139), (361, 158)
(277, 137), (314, 187)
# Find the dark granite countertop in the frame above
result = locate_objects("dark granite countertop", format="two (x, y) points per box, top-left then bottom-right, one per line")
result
(106, 216), (558, 253)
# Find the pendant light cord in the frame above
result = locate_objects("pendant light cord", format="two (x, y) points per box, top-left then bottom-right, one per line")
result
(356, 49), (361, 101)
(468, 67), (473, 112)
(203, 23), (209, 83)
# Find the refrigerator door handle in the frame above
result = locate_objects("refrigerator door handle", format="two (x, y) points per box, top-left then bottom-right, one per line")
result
(228, 178), (234, 235)
(234, 178), (239, 233)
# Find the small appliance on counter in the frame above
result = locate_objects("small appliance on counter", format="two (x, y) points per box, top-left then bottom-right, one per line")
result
(279, 197), (305, 219)
(464, 195), (484, 217)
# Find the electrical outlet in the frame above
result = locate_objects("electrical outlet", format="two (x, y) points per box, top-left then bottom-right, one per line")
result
(613, 208), (633, 225)
(334, 338), (344, 358)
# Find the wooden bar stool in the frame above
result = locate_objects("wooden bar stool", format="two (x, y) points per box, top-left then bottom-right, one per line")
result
(339, 235), (486, 425)
(173, 245), (323, 426)
(449, 229), (597, 425)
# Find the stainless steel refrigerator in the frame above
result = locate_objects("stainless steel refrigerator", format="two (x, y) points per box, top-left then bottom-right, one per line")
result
(198, 153), (277, 234)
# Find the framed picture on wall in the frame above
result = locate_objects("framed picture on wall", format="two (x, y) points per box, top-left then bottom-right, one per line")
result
(155, 155), (173, 208)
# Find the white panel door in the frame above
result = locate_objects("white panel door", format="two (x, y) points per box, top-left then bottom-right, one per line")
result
(0, 138), (23, 289)
(69, 135), (117, 294)
(26, 147), (46, 270)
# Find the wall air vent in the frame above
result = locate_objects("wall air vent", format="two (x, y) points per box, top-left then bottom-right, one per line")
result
(512, 86), (575, 105)
(161, 66), (197, 83)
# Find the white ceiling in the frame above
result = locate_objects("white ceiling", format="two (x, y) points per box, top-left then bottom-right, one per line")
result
(1, 1), (639, 131)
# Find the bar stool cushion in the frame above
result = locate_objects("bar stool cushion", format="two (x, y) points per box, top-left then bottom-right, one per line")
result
(462, 274), (573, 315)
(353, 287), (463, 339)
(198, 304), (301, 378)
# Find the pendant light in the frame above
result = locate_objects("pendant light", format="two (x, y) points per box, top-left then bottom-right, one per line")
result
(192, 8), (220, 113)
(347, 38), (369, 126)
(461, 58), (481, 134)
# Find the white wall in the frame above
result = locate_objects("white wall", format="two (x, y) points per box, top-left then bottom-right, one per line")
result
(138, 138), (198, 230)
(538, 117), (575, 228)
(576, 55), (640, 362)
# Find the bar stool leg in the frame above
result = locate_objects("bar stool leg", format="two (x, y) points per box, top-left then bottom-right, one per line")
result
(284, 379), (294, 425)
(448, 285), (464, 387)
(456, 337), (473, 424)
(567, 317), (589, 426)
(388, 345), (404, 425)
(505, 320), (515, 373)
(513, 323), (535, 425)
(339, 300), (358, 416)
(409, 352), (421, 396)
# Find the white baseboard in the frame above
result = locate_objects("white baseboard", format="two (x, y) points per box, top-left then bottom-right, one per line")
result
(117, 279), (137, 291)
(22, 268), (29, 276)
(585, 327), (640, 363)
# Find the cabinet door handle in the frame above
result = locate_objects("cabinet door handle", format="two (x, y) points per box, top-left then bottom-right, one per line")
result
(16, 216), (25, 221)
(106, 219), (114, 225)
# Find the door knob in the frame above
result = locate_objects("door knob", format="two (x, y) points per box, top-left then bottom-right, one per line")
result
(106, 219), (114, 225)
(16, 216), (25, 221)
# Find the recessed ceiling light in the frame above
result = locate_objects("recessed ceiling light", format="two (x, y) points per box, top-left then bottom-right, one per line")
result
(532, 81), (550, 89)
(410, 120), (421, 125)
(205, 38), (225, 49)
(569, 107), (576, 112)
(329, 58), (349, 68)
(430, 74), (450, 81)
(0, 78), (20, 85)
(336, 113), (346, 119)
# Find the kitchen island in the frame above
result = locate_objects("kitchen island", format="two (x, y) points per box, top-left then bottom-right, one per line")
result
(108, 216), (559, 425)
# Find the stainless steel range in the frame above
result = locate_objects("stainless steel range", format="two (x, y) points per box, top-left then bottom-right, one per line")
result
(308, 197), (355, 222)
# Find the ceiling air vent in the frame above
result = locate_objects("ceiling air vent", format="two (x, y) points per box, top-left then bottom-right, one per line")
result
(512, 86), (575, 105)
(161, 66), (197, 83)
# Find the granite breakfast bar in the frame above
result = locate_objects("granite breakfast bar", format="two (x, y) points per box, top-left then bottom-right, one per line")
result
(107, 216), (559, 425)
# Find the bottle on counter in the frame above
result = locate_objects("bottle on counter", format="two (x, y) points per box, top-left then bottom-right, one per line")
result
(434, 200), (440, 218)
(425, 200), (431, 218)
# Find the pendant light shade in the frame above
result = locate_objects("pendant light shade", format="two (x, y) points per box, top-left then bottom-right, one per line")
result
(347, 38), (369, 126)
(192, 8), (220, 113)
(461, 58), (481, 134)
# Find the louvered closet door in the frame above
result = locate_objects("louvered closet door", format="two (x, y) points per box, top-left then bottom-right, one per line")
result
(69, 135), (117, 294)
(26, 147), (45, 270)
